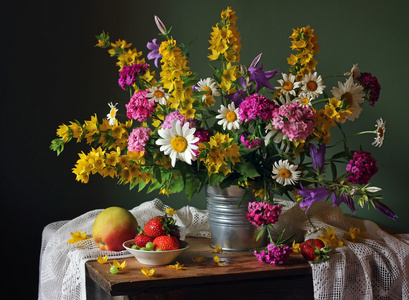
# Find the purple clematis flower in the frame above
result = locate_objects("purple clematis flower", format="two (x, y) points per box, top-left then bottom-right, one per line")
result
(297, 185), (331, 213)
(248, 63), (280, 92)
(310, 143), (326, 173)
(331, 192), (355, 213)
(373, 199), (398, 220)
(146, 38), (162, 68)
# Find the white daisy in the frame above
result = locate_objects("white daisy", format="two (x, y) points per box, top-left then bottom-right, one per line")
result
(372, 118), (386, 147)
(216, 102), (241, 130)
(294, 93), (313, 107)
(276, 93), (292, 105)
(272, 159), (301, 186)
(275, 73), (300, 96)
(107, 102), (118, 126)
(196, 78), (221, 101)
(331, 77), (364, 122)
(155, 120), (199, 167)
(300, 72), (326, 99)
(146, 86), (170, 105)
(344, 63), (361, 79)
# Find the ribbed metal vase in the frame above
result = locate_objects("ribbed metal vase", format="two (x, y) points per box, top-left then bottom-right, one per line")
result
(206, 185), (267, 251)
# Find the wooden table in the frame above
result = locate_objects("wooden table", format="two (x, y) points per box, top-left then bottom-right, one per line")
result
(86, 237), (313, 299)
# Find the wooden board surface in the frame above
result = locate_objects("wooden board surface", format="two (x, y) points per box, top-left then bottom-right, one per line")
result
(86, 237), (312, 297)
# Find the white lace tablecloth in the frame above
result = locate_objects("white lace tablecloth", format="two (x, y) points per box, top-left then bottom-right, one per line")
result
(38, 199), (409, 300)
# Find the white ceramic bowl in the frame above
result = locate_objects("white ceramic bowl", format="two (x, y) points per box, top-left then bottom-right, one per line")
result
(123, 239), (189, 265)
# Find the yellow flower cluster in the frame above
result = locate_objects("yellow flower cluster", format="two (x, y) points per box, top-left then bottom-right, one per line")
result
(159, 39), (195, 117)
(208, 7), (241, 93)
(287, 25), (320, 80)
(313, 98), (351, 143)
(208, 6), (241, 63)
(198, 133), (240, 175)
(71, 146), (152, 184)
(96, 36), (156, 90)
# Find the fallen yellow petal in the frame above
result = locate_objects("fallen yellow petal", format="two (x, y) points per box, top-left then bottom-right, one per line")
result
(212, 244), (223, 253)
(97, 255), (108, 264)
(291, 240), (301, 255)
(168, 262), (187, 270)
(192, 256), (206, 263)
(213, 256), (225, 265)
(141, 267), (155, 277)
(67, 231), (90, 244)
(165, 208), (176, 215)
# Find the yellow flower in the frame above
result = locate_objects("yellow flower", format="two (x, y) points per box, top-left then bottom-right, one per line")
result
(141, 267), (155, 277)
(56, 124), (71, 143)
(318, 226), (344, 249)
(212, 244), (223, 253)
(192, 256), (206, 263)
(110, 260), (127, 271)
(213, 256), (225, 265)
(168, 262), (187, 270)
(96, 255), (108, 264)
(69, 121), (83, 141)
(291, 240), (301, 255)
(67, 231), (90, 244)
(165, 208), (176, 215)
(344, 227), (366, 242)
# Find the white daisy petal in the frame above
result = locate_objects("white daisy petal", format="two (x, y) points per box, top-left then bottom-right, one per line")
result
(271, 159), (301, 186)
(331, 77), (364, 122)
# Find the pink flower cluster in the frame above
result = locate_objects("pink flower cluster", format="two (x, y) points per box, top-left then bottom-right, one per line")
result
(254, 244), (293, 265)
(346, 150), (378, 185)
(271, 102), (314, 141)
(128, 126), (152, 152)
(240, 135), (262, 149)
(193, 128), (210, 156)
(118, 63), (149, 90)
(238, 94), (277, 122)
(356, 72), (380, 106)
(161, 111), (196, 129)
(246, 201), (283, 226)
(126, 90), (156, 122)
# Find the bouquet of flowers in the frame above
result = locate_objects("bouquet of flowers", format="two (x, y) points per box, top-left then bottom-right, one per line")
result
(50, 7), (397, 244)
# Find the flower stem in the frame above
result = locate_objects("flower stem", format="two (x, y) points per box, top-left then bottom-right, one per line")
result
(330, 131), (375, 148)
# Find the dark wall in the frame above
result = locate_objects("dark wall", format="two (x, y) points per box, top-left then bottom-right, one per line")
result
(3, 0), (409, 297)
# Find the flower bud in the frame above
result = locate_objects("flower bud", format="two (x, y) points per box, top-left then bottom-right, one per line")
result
(154, 15), (167, 35)
(365, 186), (382, 193)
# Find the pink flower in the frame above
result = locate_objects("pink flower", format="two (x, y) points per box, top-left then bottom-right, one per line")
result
(127, 126), (152, 152)
(356, 72), (381, 106)
(246, 201), (282, 226)
(271, 102), (314, 141)
(126, 90), (156, 122)
(162, 111), (196, 129)
(192, 128), (210, 156)
(118, 63), (149, 90)
(346, 150), (378, 185)
(238, 94), (277, 122)
(254, 244), (292, 265)
(240, 135), (262, 149)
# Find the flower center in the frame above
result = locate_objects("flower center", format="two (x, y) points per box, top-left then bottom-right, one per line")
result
(307, 80), (318, 91)
(110, 108), (116, 118)
(154, 90), (165, 98)
(203, 86), (213, 95)
(171, 136), (188, 153)
(301, 98), (310, 106)
(377, 127), (384, 138)
(226, 111), (237, 122)
(279, 168), (292, 178)
(283, 81), (294, 91)
(341, 92), (353, 106)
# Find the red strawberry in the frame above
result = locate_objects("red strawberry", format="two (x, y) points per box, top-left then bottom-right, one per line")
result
(144, 216), (167, 238)
(153, 235), (179, 251)
(134, 227), (154, 248)
(143, 215), (180, 239)
(300, 239), (331, 263)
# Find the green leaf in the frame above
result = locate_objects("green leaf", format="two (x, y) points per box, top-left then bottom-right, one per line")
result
(147, 180), (162, 193)
(209, 172), (226, 186)
(185, 175), (201, 200)
(330, 162), (337, 181)
(234, 160), (260, 178)
(256, 226), (265, 241)
(169, 176), (185, 194)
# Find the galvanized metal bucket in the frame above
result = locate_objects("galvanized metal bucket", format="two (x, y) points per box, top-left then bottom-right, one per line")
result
(206, 185), (267, 251)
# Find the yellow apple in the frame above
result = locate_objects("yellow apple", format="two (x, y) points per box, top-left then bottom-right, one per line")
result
(92, 206), (138, 251)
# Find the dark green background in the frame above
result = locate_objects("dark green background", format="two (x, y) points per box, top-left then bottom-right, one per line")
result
(3, 0), (409, 297)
